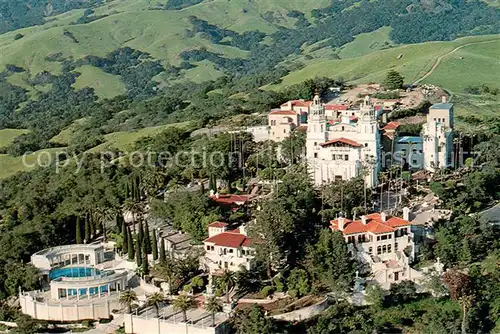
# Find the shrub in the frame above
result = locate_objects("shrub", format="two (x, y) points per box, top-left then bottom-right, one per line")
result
(261, 286), (276, 297)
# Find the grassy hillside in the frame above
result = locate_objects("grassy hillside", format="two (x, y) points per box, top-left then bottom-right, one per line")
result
(0, 129), (30, 148)
(86, 121), (192, 153)
(338, 27), (394, 59)
(72, 66), (126, 99)
(271, 35), (500, 91)
(0, 148), (62, 179)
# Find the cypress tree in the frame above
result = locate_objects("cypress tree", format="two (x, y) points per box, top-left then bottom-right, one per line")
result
(76, 217), (82, 244)
(152, 230), (158, 261)
(144, 221), (152, 254)
(209, 174), (214, 192)
(142, 252), (149, 275)
(122, 220), (128, 254)
(138, 221), (144, 246)
(127, 227), (134, 261)
(84, 216), (91, 243)
(159, 238), (166, 264)
(136, 239), (142, 267)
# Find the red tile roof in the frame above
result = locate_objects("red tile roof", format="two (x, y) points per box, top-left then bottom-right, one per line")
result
(330, 213), (411, 235)
(210, 194), (252, 206)
(204, 231), (252, 248)
(325, 104), (349, 110)
(209, 222), (228, 228)
(320, 137), (361, 147)
(269, 110), (297, 116)
(383, 121), (400, 130)
(281, 100), (312, 108)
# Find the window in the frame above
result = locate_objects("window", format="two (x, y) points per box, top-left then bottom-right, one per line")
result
(342, 126), (345, 131)
(412, 159), (418, 165)
(382, 245), (387, 253)
(369, 247), (373, 254)
(377, 236), (380, 241)
(229, 249), (234, 253)
(314, 153), (318, 158)
(344, 155), (349, 161)
(381, 235), (388, 240)
(332, 155), (336, 160)
(387, 244), (392, 253)
(438, 146), (442, 152)
(365, 143), (368, 147)
(377, 246), (381, 255)
(314, 142), (317, 146)
(395, 242), (398, 251)
(283, 129), (286, 133)
(388, 235), (392, 239)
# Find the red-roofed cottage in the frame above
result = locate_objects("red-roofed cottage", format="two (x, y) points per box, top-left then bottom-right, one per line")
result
(202, 223), (255, 274)
(330, 208), (422, 288)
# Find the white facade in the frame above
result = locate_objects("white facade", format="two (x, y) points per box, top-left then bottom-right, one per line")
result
(422, 99), (454, 172)
(331, 210), (421, 289)
(307, 94), (380, 187)
(202, 223), (255, 274)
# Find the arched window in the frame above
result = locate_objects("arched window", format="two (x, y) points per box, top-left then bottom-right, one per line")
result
(382, 245), (387, 253)
(387, 244), (392, 253)
(369, 247), (373, 254)
(377, 246), (381, 255)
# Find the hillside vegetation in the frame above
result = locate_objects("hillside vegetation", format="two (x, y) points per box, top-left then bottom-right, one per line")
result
(273, 35), (500, 91)
(0, 0), (499, 176)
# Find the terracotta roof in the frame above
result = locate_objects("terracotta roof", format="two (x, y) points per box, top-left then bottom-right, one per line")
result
(383, 121), (400, 130)
(281, 100), (312, 107)
(269, 110), (297, 116)
(210, 194), (252, 206)
(325, 104), (349, 110)
(320, 137), (361, 147)
(330, 213), (411, 235)
(204, 231), (252, 248)
(209, 222), (228, 228)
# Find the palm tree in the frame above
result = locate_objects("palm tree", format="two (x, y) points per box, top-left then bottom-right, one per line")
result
(219, 270), (235, 303)
(147, 292), (165, 318)
(459, 294), (474, 334)
(119, 289), (138, 314)
(205, 296), (222, 327)
(172, 294), (193, 322)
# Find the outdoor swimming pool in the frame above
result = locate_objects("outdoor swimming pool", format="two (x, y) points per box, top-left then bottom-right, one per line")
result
(49, 267), (101, 280)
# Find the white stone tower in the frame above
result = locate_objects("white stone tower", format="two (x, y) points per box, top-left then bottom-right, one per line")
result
(306, 93), (327, 181)
(422, 97), (454, 172)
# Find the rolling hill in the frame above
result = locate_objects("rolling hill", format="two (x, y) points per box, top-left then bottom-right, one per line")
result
(0, 0), (499, 178)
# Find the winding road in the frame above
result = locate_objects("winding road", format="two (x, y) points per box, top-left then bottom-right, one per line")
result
(413, 38), (500, 85)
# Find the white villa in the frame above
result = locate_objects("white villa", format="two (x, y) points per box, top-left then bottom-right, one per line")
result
(20, 244), (129, 321)
(307, 94), (381, 187)
(330, 209), (422, 289)
(202, 222), (255, 274)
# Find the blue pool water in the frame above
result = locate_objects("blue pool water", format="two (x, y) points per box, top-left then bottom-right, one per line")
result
(49, 267), (101, 280)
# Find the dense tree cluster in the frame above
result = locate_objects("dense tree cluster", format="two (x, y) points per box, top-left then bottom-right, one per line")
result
(0, 0), (101, 34)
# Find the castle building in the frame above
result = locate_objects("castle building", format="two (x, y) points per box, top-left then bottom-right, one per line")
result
(330, 210), (422, 289)
(306, 94), (381, 187)
(422, 97), (454, 172)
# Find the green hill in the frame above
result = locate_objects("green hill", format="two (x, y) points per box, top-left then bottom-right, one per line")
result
(271, 35), (500, 92)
